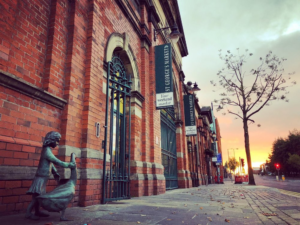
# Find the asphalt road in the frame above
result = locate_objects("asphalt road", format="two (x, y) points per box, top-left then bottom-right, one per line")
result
(253, 174), (300, 193)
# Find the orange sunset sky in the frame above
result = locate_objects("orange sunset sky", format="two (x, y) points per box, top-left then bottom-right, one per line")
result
(178, 0), (300, 168)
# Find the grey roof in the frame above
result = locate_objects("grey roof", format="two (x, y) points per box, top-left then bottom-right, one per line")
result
(200, 106), (213, 123)
(201, 106), (211, 112)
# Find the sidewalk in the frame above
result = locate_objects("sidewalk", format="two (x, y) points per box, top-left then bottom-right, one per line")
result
(1, 180), (300, 225)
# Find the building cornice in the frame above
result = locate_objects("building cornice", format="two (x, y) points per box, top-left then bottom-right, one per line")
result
(159, 0), (188, 57)
(0, 70), (67, 109)
(131, 90), (145, 103)
(115, 0), (152, 47)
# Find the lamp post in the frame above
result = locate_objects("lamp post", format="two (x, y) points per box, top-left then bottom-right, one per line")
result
(186, 81), (201, 93)
(154, 23), (183, 44)
(185, 81), (201, 186)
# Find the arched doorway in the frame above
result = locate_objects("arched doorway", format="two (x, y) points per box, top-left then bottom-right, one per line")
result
(102, 54), (132, 203)
(102, 33), (140, 203)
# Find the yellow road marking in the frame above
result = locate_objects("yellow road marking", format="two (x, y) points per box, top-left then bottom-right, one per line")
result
(278, 189), (300, 198)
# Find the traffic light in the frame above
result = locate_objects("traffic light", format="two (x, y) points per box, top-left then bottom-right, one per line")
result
(241, 158), (244, 167)
(275, 163), (280, 170)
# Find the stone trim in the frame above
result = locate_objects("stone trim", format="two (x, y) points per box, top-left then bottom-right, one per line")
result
(79, 168), (103, 180)
(141, 39), (150, 52)
(81, 148), (103, 159)
(178, 170), (191, 174)
(0, 166), (37, 180)
(130, 173), (165, 181)
(104, 33), (140, 93)
(131, 106), (142, 118)
(0, 166), (103, 180)
(177, 152), (184, 158)
(130, 160), (164, 169)
(58, 145), (110, 162)
(131, 91), (145, 104)
(176, 127), (182, 134)
(58, 145), (82, 157)
(152, 162), (164, 169)
(0, 70), (67, 109)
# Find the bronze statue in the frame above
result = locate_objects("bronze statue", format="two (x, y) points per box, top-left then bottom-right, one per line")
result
(25, 131), (75, 220)
(37, 152), (77, 221)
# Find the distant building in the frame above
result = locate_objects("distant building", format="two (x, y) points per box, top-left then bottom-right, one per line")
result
(253, 167), (261, 174)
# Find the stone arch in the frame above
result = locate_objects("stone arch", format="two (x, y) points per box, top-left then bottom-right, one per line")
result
(105, 32), (140, 92)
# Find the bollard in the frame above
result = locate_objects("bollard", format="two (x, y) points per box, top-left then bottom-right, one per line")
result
(282, 175), (285, 181)
(276, 175), (279, 181)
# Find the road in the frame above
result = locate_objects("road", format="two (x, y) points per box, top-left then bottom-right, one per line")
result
(254, 174), (300, 193)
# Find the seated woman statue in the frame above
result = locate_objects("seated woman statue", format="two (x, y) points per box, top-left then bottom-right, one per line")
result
(25, 131), (75, 220)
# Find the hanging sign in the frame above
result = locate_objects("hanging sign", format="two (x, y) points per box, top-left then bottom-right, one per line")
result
(184, 94), (197, 136)
(155, 43), (173, 108)
(217, 153), (222, 163)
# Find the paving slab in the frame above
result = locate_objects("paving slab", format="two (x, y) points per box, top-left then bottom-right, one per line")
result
(2, 180), (300, 225)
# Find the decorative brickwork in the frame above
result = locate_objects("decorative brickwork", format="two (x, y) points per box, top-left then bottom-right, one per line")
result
(0, 0), (222, 216)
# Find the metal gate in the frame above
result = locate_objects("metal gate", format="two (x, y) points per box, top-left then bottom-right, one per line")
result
(102, 55), (132, 203)
(161, 108), (178, 190)
(188, 142), (199, 187)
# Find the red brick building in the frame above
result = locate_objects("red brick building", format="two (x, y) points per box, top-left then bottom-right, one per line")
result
(0, 0), (223, 215)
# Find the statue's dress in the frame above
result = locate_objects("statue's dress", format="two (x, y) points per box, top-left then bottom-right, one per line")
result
(26, 176), (49, 195)
(26, 147), (69, 196)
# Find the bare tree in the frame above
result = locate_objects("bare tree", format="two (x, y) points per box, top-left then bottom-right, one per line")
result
(211, 49), (296, 185)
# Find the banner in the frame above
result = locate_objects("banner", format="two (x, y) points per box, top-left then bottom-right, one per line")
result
(217, 153), (222, 163)
(184, 94), (197, 136)
(155, 43), (173, 108)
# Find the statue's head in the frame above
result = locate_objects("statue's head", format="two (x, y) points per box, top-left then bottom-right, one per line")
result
(43, 131), (61, 148)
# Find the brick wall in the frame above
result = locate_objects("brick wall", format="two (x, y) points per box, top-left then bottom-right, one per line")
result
(0, 0), (194, 215)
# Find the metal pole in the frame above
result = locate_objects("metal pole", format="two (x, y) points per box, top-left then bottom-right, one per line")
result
(102, 62), (110, 204)
(233, 149), (235, 160)
(217, 165), (220, 184)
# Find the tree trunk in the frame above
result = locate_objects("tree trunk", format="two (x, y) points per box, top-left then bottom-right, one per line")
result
(243, 118), (256, 185)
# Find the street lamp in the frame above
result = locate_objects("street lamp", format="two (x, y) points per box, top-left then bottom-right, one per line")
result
(212, 131), (216, 139)
(186, 81), (201, 92)
(154, 23), (183, 44)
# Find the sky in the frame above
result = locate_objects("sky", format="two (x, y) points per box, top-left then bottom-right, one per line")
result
(178, 0), (300, 168)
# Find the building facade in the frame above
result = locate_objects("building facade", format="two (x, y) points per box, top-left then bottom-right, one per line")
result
(0, 0), (223, 215)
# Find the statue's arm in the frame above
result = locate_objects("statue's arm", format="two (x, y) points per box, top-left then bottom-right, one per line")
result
(46, 149), (69, 168)
(51, 164), (58, 175)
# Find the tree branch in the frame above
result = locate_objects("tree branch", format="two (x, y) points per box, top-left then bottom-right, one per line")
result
(228, 111), (243, 120)
(247, 81), (276, 119)
(247, 70), (282, 112)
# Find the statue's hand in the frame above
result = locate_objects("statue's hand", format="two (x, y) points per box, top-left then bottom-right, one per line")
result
(68, 162), (76, 169)
(54, 173), (60, 182)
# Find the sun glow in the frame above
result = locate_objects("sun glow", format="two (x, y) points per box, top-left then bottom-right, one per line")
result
(252, 162), (264, 168)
